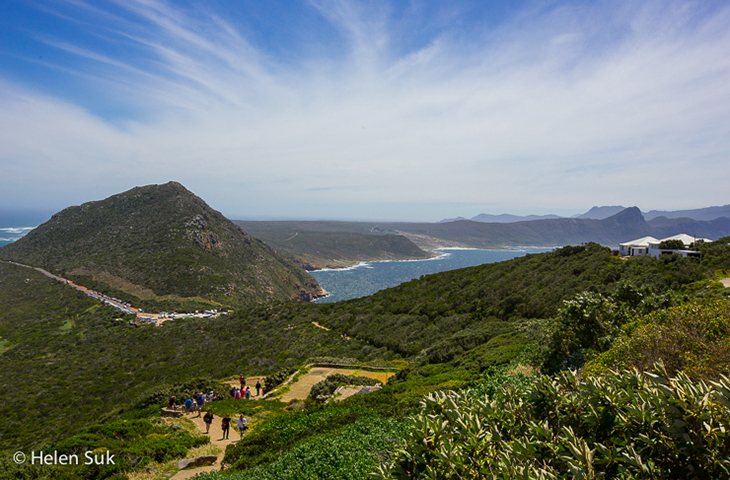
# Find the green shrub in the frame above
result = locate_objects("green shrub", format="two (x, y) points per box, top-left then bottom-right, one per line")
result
(308, 373), (380, 400)
(199, 417), (407, 480)
(46, 417), (209, 479)
(587, 298), (730, 381)
(378, 362), (730, 479)
(130, 377), (228, 410)
(264, 367), (297, 392)
(658, 239), (686, 250)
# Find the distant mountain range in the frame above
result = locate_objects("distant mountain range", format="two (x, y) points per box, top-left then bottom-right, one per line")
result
(441, 204), (730, 224)
(403, 207), (730, 249)
(441, 213), (563, 223)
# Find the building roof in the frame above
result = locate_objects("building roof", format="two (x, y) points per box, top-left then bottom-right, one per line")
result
(649, 233), (711, 246)
(619, 236), (659, 247)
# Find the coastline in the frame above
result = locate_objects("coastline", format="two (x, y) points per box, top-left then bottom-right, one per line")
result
(309, 251), (445, 272)
(307, 246), (557, 272)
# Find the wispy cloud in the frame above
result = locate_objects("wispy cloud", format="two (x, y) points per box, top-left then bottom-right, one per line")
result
(1, 0), (729, 220)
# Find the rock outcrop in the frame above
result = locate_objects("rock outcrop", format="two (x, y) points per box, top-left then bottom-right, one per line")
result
(176, 455), (218, 470)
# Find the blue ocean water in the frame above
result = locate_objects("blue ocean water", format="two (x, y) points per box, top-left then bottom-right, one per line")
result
(0, 227), (35, 247)
(311, 247), (553, 303)
(0, 209), (51, 247)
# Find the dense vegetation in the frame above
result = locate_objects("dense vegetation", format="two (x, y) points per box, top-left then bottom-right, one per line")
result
(311, 243), (708, 360)
(1, 230), (730, 479)
(587, 298), (730, 380)
(378, 363), (730, 479)
(0, 262), (389, 452)
(308, 373), (380, 400)
(0, 182), (323, 305)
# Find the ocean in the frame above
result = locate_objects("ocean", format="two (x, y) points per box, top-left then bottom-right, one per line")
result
(0, 227), (35, 248)
(0, 209), (52, 247)
(310, 247), (554, 303)
(0, 218), (554, 303)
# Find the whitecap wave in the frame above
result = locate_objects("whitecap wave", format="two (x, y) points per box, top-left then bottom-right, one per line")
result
(315, 261), (371, 272)
(0, 226), (35, 235)
(0, 226), (35, 242)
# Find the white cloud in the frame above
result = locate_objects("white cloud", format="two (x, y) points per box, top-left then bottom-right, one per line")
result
(1, 0), (729, 220)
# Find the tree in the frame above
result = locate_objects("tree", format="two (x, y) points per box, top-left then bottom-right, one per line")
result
(658, 239), (686, 250)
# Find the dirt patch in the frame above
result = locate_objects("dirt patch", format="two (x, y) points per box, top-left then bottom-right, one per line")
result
(169, 410), (238, 480)
(721, 278), (730, 288)
(276, 368), (392, 403)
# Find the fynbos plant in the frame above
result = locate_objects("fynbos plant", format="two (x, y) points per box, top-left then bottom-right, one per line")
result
(377, 361), (730, 479)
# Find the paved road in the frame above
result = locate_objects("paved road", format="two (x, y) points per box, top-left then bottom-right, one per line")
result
(3, 260), (223, 325)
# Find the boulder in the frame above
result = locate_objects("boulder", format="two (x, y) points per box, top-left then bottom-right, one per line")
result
(160, 408), (183, 418)
(176, 455), (218, 470)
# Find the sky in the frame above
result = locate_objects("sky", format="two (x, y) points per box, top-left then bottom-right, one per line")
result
(1, 0), (729, 222)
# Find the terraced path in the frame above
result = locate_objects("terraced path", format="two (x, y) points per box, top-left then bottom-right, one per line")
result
(276, 367), (391, 403)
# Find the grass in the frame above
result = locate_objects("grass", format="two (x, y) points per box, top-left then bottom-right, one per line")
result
(126, 440), (222, 480)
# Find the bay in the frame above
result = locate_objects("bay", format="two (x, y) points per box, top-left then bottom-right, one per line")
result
(311, 247), (553, 303)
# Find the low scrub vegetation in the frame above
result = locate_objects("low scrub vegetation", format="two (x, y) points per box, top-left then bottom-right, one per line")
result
(308, 373), (380, 400)
(2, 236), (730, 479)
(378, 363), (730, 479)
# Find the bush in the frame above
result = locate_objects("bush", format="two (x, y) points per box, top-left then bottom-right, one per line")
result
(198, 417), (408, 480)
(308, 374), (380, 400)
(377, 362), (730, 479)
(264, 367), (297, 392)
(130, 377), (228, 410)
(587, 298), (730, 381)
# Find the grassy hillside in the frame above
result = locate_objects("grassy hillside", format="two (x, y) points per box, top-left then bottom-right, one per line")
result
(309, 243), (712, 360)
(0, 182), (324, 305)
(234, 221), (433, 269)
(2, 237), (730, 479)
(0, 261), (389, 452)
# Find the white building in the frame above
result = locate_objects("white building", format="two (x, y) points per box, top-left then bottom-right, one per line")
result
(618, 236), (658, 256)
(620, 233), (711, 258)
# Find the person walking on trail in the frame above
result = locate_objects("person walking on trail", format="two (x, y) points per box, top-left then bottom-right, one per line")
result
(203, 410), (214, 434)
(240, 374), (246, 389)
(237, 415), (247, 440)
(255, 380), (261, 396)
(222, 413), (231, 440)
(245, 386), (250, 400)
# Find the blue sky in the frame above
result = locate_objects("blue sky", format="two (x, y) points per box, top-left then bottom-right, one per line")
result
(1, 0), (729, 222)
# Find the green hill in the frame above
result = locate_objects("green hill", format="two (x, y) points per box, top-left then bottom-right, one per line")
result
(0, 182), (325, 306)
(0, 260), (386, 452)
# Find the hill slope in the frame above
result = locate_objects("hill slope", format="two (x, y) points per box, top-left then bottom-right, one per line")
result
(0, 182), (324, 304)
(234, 220), (434, 269)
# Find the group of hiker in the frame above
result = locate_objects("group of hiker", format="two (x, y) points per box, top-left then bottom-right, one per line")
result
(166, 376), (263, 440)
(231, 375), (263, 399)
(167, 391), (222, 416)
(218, 413), (248, 439)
